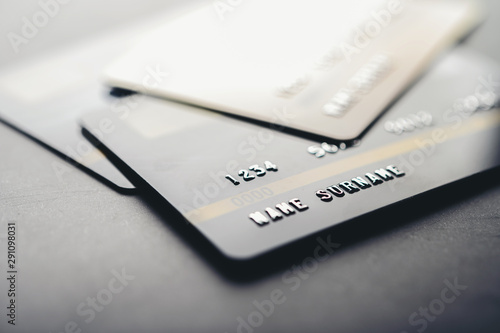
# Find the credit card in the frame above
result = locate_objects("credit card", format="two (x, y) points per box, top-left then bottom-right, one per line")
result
(0, 63), (133, 190)
(104, 0), (481, 141)
(0, 16), (166, 190)
(84, 47), (500, 259)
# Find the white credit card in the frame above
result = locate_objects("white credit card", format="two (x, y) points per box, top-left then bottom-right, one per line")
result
(104, 0), (481, 141)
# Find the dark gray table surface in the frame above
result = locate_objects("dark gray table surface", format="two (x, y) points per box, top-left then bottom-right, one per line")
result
(1, 1), (499, 332)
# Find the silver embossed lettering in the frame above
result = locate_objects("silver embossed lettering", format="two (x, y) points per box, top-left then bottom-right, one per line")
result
(351, 177), (371, 189)
(265, 207), (283, 221)
(374, 168), (394, 181)
(339, 181), (360, 194)
(249, 212), (269, 226)
(365, 172), (383, 185)
(275, 203), (296, 215)
(289, 198), (309, 211)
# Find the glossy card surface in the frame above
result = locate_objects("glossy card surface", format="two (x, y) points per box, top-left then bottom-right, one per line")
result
(84, 47), (500, 259)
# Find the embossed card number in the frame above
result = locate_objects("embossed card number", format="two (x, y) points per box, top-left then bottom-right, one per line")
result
(225, 161), (278, 186)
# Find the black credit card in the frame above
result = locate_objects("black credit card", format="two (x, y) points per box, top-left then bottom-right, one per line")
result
(82, 47), (500, 259)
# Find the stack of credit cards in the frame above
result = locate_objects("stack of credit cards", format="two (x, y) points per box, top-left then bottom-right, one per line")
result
(2, 0), (500, 259)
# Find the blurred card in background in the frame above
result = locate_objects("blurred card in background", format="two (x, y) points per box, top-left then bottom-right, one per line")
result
(0, 0), (207, 190)
(0, 43), (130, 189)
(105, 0), (481, 141)
(0, 12), (180, 190)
